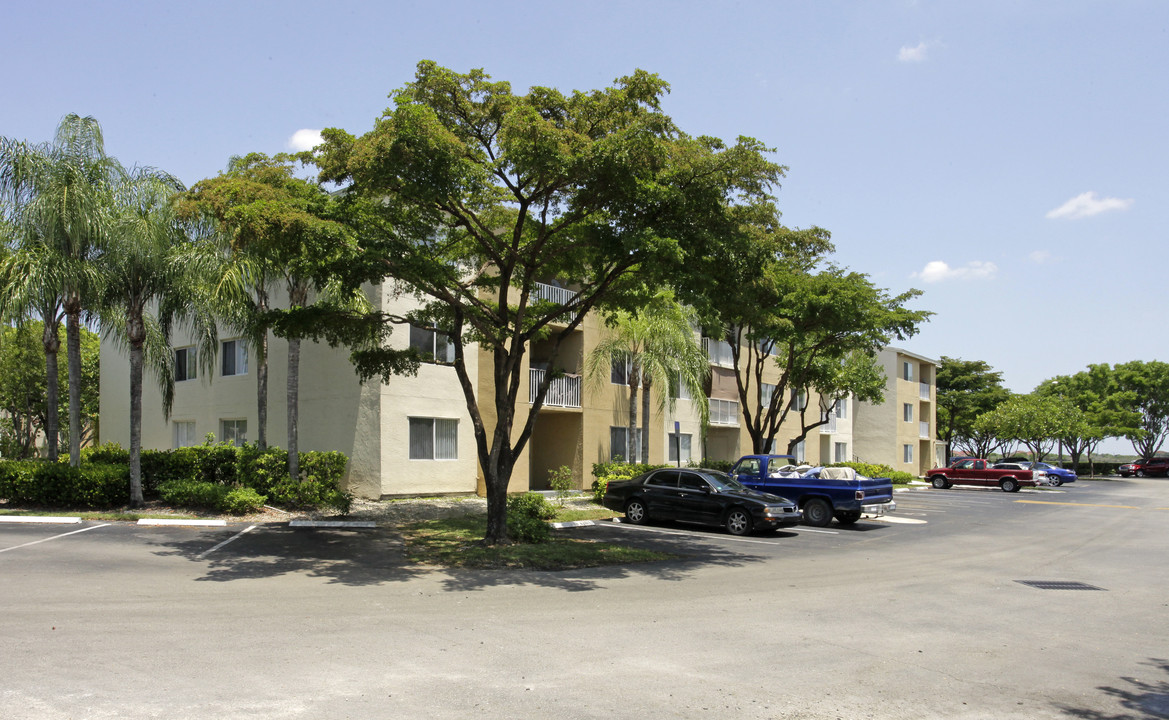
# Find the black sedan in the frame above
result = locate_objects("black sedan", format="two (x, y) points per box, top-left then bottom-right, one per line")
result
(602, 468), (801, 536)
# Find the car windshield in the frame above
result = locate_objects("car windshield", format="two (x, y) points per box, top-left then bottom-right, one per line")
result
(705, 471), (745, 492)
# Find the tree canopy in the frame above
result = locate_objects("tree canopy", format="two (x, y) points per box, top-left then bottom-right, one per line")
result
(301, 61), (785, 543)
(936, 356), (1010, 463)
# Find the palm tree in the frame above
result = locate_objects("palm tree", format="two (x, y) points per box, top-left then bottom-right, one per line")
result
(0, 115), (122, 466)
(97, 169), (218, 506)
(586, 290), (709, 463)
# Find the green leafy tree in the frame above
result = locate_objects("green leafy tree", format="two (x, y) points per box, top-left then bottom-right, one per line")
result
(96, 170), (219, 507)
(1035, 364), (1141, 469)
(0, 115), (122, 466)
(936, 357), (1010, 464)
(695, 218), (931, 455)
(979, 393), (1079, 462)
(181, 153), (366, 480)
(303, 62), (782, 544)
(789, 350), (887, 453)
(584, 289), (709, 463)
(1112, 360), (1169, 460)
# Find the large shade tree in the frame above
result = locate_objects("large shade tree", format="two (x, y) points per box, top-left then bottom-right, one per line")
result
(1112, 360), (1169, 460)
(0, 114), (121, 466)
(301, 62), (783, 544)
(1035, 364), (1141, 469)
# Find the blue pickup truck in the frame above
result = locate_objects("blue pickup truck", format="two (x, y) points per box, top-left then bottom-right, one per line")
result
(729, 455), (896, 527)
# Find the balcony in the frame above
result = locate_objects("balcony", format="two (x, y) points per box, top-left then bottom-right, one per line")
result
(529, 368), (581, 408)
(532, 281), (578, 306)
(824, 415), (837, 434)
(920, 382), (931, 401)
(710, 398), (739, 426)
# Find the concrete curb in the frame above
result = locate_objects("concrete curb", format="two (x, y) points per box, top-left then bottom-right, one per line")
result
(289, 520), (377, 529)
(137, 519), (227, 527)
(550, 520), (596, 529)
(0, 516), (82, 524)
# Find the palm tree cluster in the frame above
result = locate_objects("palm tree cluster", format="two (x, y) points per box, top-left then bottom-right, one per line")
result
(0, 115), (341, 507)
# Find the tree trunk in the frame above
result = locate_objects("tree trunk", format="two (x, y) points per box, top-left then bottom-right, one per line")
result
(66, 306), (82, 467)
(43, 329), (60, 461)
(287, 336), (300, 481)
(256, 289), (269, 451)
(483, 445), (514, 544)
(627, 363), (640, 462)
(129, 341), (145, 508)
(641, 375), (651, 464)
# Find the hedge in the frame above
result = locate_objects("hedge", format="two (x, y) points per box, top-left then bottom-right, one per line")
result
(3, 443), (351, 513)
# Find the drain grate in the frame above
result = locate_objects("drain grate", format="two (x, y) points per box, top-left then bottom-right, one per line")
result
(1016, 580), (1106, 591)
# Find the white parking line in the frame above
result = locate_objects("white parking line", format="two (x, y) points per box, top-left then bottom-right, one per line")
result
(0, 523), (111, 554)
(196, 524), (258, 560)
(0, 516), (82, 524)
(138, 519), (227, 527)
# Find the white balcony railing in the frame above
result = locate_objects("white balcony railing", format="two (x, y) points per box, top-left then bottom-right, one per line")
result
(710, 398), (739, 426)
(529, 368), (582, 408)
(920, 421), (930, 439)
(920, 382), (931, 401)
(824, 415), (837, 434)
(702, 337), (735, 368)
(532, 281), (578, 306)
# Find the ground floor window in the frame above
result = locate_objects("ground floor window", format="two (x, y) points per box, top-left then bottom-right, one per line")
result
(792, 439), (805, 463)
(220, 419), (247, 446)
(173, 421), (197, 448)
(668, 432), (692, 463)
(834, 442), (848, 463)
(610, 426), (644, 462)
(903, 444), (914, 463)
(409, 417), (458, 460)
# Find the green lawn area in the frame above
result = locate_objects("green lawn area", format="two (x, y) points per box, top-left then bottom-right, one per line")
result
(401, 507), (676, 570)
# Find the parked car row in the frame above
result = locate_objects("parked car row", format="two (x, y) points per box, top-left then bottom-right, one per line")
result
(1118, 458), (1169, 477)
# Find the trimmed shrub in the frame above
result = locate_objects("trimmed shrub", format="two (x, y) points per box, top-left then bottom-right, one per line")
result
(506, 492), (556, 543)
(220, 486), (268, 515)
(590, 461), (670, 504)
(888, 471), (916, 485)
(695, 458), (735, 473)
(158, 479), (267, 514)
(828, 461), (898, 479)
(0, 460), (129, 508)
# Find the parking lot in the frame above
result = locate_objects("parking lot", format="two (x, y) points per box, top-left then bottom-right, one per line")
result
(3, 478), (1169, 719)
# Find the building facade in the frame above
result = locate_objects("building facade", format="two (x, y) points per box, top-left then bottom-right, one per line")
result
(99, 285), (938, 496)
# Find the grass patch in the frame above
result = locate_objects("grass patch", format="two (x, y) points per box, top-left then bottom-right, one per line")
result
(402, 513), (673, 570)
(550, 506), (620, 522)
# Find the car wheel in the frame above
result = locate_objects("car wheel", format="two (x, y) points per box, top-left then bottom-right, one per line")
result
(624, 498), (648, 525)
(802, 498), (833, 527)
(1137, 470), (1147, 478)
(1000, 478), (1019, 493)
(835, 510), (862, 526)
(1049, 478), (1062, 487)
(931, 475), (950, 489)
(725, 508), (753, 536)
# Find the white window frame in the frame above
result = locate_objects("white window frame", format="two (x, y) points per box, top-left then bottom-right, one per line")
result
(793, 439), (805, 463)
(903, 443), (914, 463)
(409, 417), (459, 460)
(221, 339), (248, 377)
(671, 375), (692, 401)
(903, 361), (914, 382)
(790, 388), (807, 411)
(903, 403), (914, 422)
(610, 426), (644, 462)
(834, 442), (848, 463)
(175, 346), (197, 382)
(173, 420), (197, 448)
(611, 354), (632, 385)
(762, 383), (777, 409)
(409, 323), (455, 364)
(834, 398), (848, 419)
(220, 418), (247, 446)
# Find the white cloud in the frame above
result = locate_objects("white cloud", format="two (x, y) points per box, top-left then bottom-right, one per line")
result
(287, 129), (323, 152)
(1029, 250), (1051, 264)
(913, 260), (998, 283)
(1045, 191), (1134, 220)
(898, 41), (930, 62)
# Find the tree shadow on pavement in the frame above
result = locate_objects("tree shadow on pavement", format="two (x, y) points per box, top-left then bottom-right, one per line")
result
(1054, 658), (1169, 719)
(147, 522), (769, 591)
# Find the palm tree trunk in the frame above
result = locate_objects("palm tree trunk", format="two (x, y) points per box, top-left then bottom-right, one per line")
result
(128, 342), (145, 507)
(287, 336), (300, 481)
(43, 331), (60, 460)
(628, 363), (639, 462)
(66, 306), (82, 467)
(256, 288), (269, 451)
(641, 375), (651, 464)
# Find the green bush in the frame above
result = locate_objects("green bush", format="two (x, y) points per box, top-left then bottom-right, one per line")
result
(695, 458), (735, 472)
(0, 460), (129, 508)
(506, 492), (556, 543)
(889, 471), (916, 484)
(220, 486), (268, 515)
(158, 479), (267, 514)
(828, 461), (898, 479)
(548, 465), (573, 506)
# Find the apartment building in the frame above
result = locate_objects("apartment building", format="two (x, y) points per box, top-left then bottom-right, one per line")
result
(848, 347), (945, 474)
(99, 284), (935, 497)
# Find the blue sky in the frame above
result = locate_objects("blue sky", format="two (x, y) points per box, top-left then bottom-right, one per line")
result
(4, 1), (1166, 446)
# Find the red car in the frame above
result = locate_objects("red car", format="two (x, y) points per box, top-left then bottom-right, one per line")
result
(927, 458), (1044, 493)
(1129, 458), (1169, 477)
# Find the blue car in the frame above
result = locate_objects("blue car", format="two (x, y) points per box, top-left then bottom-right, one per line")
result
(1025, 461), (1077, 486)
